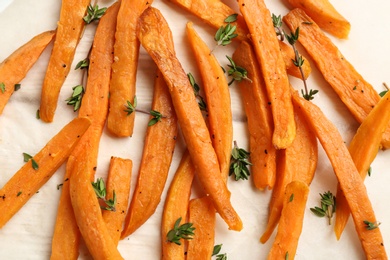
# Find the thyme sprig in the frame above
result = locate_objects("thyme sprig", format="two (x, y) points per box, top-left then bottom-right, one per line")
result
(23, 152), (39, 170)
(166, 217), (195, 245)
(363, 220), (381, 230)
(0, 82), (5, 93)
(148, 110), (164, 126)
(214, 14), (238, 48)
(66, 85), (84, 111)
(75, 58), (89, 70)
(379, 82), (389, 97)
(212, 244), (227, 260)
(187, 73), (207, 112)
(229, 141), (252, 181)
(226, 56), (251, 86)
(83, 4), (107, 24)
(124, 96), (137, 116)
(310, 191), (336, 225)
(91, 178), (116, 211)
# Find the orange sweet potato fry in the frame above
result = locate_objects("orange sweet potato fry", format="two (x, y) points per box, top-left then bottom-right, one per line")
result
(121, 70), (177, 238)
(39, 0), (90, 122)
(283, 8), (390, 149)
(286, 0), (350, 39)
(186, 197), (216, 260)
(267, 181), (309, 260)
(186, 22), (232, 179)
(0, 117), (90, 228)
(239, 0), (296, 149)
(161, 152), (195, 260)
(103, 157), (132, 245)
(260, 100), (317, 243)
(334, 90), (390, 239)
(137, 7), (242, 231)
(233, 41), (276, 190)
(0, 30), (55, 114)
(291, 91), (387, 259)
(107, 0), (153, 137)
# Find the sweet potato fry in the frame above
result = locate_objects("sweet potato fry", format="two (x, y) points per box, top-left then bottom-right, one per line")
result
(233, 41), (276, 190)
(103, 157), (132, 245)
(334, 90), (390, 239)
(283, 8), (390, 149)
(0, 117), (90, 228)
(107, 0), (153, 137)
(239, 0), (296, 149)
(39, 0), (90, 122)
(267, 181), (309, 260)
(291, 91), (387, 259)
(51, 3), (119, 258)
(0, 30), (55, 114)
(137, 7), (242, 231)
(286, 0), (350, 39)
(260, 100), (317, 243)
(186, 197), (216, 260)
(69, 155), (123, 260)
(186, 22), (232, 179)
(161, 151), (195, 260)
(121, 70), (178, 238)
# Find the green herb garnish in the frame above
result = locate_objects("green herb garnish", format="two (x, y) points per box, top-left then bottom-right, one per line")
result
(229, 141), (252, 181)
(166, 217), (195, 245)
(124, 96), (137, 116)
(148, 110), (163, 126)
(91, 178), (116, 211)
(226, 56), (251, 86)
(23, 153), (39, 170)
(75, 58), (89, 70)
(212, 244), (227, 260)
(83, 4), (107, 24)
(363, 220), (381, 230)
(187, 73), (207, 112)
(66, 85), (84, 111)
(310, 191), (336, 225)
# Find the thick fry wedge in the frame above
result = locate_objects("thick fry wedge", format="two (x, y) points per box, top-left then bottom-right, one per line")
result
(239, 0), (296, 149)
(283, 8), (390, 149)
(286, 0), (350, 39)
(291, 91), (387, 259)
(186, 22), (232, 179)
(39, 0), (90, 122)
(137, 7), (242, 231)
(51, 3), (119, 258)
(161, 152), (195, 260)
(107, 0), (153, 137)
(122, 70), (178, 238)
(334, 90), (390, 239)
(0, 117), (90, 228)
(0, 30), (55, 114)
(267, 181), (309, 260)
(233, 41), (276, 190)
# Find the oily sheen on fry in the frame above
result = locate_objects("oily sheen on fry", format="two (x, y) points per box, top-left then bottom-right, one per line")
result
(137, 7), (242, 231)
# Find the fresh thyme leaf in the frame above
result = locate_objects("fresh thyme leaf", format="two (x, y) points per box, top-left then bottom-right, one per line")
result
(285, 251), (289, 260)
(17, 191), (22, 197)
(75, 58), (89, 70)
(224, 13), (238, 23)
(66, 85), (84, 111)
(226, 56), (252, 86)
(368, 166), (372, 177)
(379, 90), (388, 97)
(212, 244), (227, 259)
(301, 89), (319, 101)
(148, 110), (163, 126)
(23, 153), (33, 162)
(83, 4), (107, 24)
(14, 84), (21, 91)
(91, 178), (116, 211)
(124, 96), (137, 116)
(166, 217), (195, 245)
(310, 191), (336, 225)
(214, 23), (238, 47)
(22, 152), (39, 170)
(272, 13), (283, 28)
(36, 109), (40, 119)
(0, 82), (5, 93)
(363, 220), (381, 230)
(286, 28), (300, 46)
(289, 194), (294, 202)
(229, 141), (252, 181)
(187, 73), (207, 112)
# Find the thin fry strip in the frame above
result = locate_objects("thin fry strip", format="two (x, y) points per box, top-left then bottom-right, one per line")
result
(283, 8), (390, 149)
(122, 70), (178, 238)
(260, 100), (317, 243)
(239, 0), (296, 149)
(161, 151), (195, 260)
(267, 181), (309, 260)
(334, 90), (390, 239)
(0, 117), (91, 228)
(103, 157), (132, 244)
(107, 0), (153, 137)
(39, 0), (90, 122)
(137, 7), (242, 231)
(233, 41), (276, 190)
(291, 91), (387, 259)
(186, 197), (216, 260)
(0, 30), (55, 114)
(51, 3), (119, 258)
(186, 22), (232, 179)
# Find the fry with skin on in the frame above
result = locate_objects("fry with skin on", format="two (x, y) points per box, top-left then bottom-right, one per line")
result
(286, 0), (350, 39)
(268, 181), (309, 260)
(0, 30), (55, 114)
(291, 91), (387, 259)
(161, 151), (195, 260)
(0, 117), (91, 228)
(137, 7), (242, 231)
(103, 157), (132, 244)
(239, 0), (296, 149)
(51, 3), (119, 258)
(233, 41), (276, 190)
(107, 0), (153, 137)
(39, 0), (90, 122)
(283, 8), (390, 149)
(122, 70), (178, 238)
(334, 90), (390, 239)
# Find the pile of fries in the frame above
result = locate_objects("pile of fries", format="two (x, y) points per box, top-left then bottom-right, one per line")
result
(0, 0), (389, 259)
